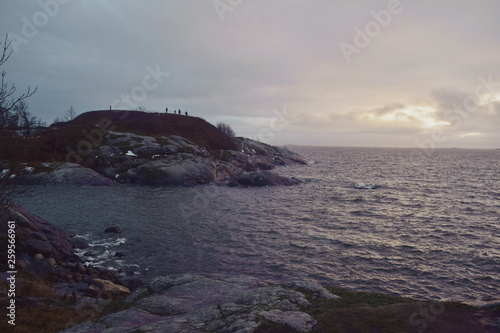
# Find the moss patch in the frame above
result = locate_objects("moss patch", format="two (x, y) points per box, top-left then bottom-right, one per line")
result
(305, 287), (487, 333)
(256, 286), (492, 333)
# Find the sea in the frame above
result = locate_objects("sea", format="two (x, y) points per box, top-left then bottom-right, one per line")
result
(13, 146), (500, 302)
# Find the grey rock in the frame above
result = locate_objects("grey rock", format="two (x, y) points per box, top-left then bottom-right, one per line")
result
(18, 163), (115, 186)
(131, 319), (201, 333)
(104, 226), (122, 234)
(69, 296), (109, 310)
(26, 258), (54, 279)
(118, 276), (146, 292)
(285, 280), (341, 300)
(63, 274), (320, 333)
(260, 309), (317, 333)
(58, 320), (107, 333)
(126, 156), (217, 186)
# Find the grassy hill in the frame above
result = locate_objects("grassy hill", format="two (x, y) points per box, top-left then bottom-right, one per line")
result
(0, 110), (237, 164)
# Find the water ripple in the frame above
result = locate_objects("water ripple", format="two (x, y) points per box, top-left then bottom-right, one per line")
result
(13, 147), (500, 301)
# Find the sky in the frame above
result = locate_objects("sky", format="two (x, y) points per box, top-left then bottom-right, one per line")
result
(1, 0), (499, 148)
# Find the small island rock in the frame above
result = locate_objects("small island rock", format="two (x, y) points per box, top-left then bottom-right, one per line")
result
(104, 226), (122, 234)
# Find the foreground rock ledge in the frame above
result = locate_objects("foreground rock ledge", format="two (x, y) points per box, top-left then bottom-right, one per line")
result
(60, 273), (339, 333)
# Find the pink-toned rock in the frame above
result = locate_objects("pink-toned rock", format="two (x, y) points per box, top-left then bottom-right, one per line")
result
(74, 273), (83, 282)
(0, 205), (76, 272)
(88, 278), (130, 299)
(15, 260), (26, 269)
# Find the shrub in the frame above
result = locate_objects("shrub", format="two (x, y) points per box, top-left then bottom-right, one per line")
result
(216, 122), (235, 138)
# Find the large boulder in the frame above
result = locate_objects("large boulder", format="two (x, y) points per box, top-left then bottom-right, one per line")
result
(104, 226), (122, 234)
(0, 206), (75, 270)
(87, 278), (131, 299)
(17, 163), (115, 186)
(122, 156), (217, 186)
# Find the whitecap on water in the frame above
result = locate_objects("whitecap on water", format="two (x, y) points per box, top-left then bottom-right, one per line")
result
(74, 233), (127, 268)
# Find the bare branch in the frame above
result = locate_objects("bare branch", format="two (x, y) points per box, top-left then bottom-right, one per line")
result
(0, 34), (38, 128)
(0, 34), (37, 211)
(0, 34), (13, 67)
(64, 105), (77, 121)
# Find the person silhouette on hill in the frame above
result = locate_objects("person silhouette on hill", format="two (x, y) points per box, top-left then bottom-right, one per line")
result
(178, 110), (181, 115)
(185, 111), (188, 116)
(165, 107), (168, 113)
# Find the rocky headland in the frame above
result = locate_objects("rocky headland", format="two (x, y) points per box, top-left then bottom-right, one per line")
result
(3, 110), (310, 187)
(17, 136), (307, 187)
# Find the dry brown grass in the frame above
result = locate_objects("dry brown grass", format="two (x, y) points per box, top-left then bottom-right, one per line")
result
(0, 272), (124, 333)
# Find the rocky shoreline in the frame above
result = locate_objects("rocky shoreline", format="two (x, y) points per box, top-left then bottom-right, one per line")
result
(1, 205), (500, 332)
(13, 135), (310, 188)
(1, 205), (336, 332)
(0, 205), (144, 300)
(59, 274), (338, 333)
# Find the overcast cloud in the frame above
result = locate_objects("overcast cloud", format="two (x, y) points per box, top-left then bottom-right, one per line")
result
(1, 0), (499, 148)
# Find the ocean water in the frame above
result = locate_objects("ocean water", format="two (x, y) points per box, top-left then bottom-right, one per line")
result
(14, 147), (500, 301)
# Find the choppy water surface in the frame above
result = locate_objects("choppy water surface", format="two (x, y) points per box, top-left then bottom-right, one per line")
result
(14, 147), (500, 301)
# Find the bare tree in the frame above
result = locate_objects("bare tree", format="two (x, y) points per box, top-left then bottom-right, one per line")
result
(64, 105), (77, 121)
(15, 100), (39, 135)
(5, 111), (18, 129)
(0, 34), (37, 130)
(134, 105), (147, 112)
(217, 122), (236, 138)
(0, 34), (37, 212)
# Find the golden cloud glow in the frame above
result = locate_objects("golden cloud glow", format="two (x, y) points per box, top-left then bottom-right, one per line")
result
(460, 132), (482, 138)
(360, 106), (450, 129)
(479, 93), (500, 104)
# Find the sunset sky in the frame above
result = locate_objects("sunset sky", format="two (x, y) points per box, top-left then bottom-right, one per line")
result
(1, 1), (499, 148)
